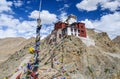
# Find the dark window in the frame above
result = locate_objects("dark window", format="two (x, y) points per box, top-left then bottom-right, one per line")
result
(59, 34), (61, 38)
(81, 26), (84, 28)
(81, 30), (84, 34)
(71, 33), (73, 35)
(71, 28), (73, 32)
(62, 28), (67, 35)
(75, 33), (76, 36)
(53, 38), (56, 42)
(72, 25), (74, 28)
(49, 39), (52, 44)
(78, 30), (80, 33)
(74, 29), (76, 32)
(62, 30), (65, 35)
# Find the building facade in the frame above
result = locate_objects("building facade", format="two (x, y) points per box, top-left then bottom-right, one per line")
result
(47, 15), (87, 44)
(54, 22), (86, 38)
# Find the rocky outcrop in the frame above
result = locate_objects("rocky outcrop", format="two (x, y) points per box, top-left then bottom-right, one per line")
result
(112, 36), (120, 49)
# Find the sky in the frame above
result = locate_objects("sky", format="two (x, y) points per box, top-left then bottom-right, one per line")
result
(0, 0), (120, 39)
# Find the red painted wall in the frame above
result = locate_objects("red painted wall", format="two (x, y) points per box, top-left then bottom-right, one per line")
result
(77, 23), (86, 37)
(54, 22), (66, 30)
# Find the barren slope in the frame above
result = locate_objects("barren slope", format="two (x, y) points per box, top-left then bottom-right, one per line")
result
(0, 37), (35, 63)
(112, 36), (120, 48)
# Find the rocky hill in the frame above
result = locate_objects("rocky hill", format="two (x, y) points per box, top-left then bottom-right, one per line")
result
(36, 29), (120, 79)
(112, 36), (120, 48)
(0, 37), (35, 64)
(0, 29), (120, 79)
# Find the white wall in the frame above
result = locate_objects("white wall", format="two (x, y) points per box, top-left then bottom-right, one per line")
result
(66, 27), (80, 37)
(67, 27), (71, 35)
(76, 29), (79, 37)
(71, 28), (75, 35)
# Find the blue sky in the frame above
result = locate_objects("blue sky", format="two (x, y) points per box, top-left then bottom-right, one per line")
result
(0, 0), (120, 39)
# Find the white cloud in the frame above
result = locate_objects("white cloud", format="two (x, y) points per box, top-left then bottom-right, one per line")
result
(94, 12), (120, 31)
(0, 29), (17, 38)
(101, 0), (120, 11)
(76, 0), (101, 11)
(76, 0), (120, 12)
(0, 0), (51, 39)
(36, 23), (55, 39)
(94, 12), (120, 39)
(0, 0), (13, 13)
(58, 4), (69, 11)
(0, 13), (36, 38)
(17, 21), (36, 34)
(13, 0), (23, 7)
(0, 10), (55, 39)
(41, 35), (47, 40)
(82, 12), (120, 39)
(0, 14), (20, 28)
(59, 12), (67, 22)
(81, 19), (94, 28)
(0, 0), (57, 38)
(29, 10), (58, 24)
